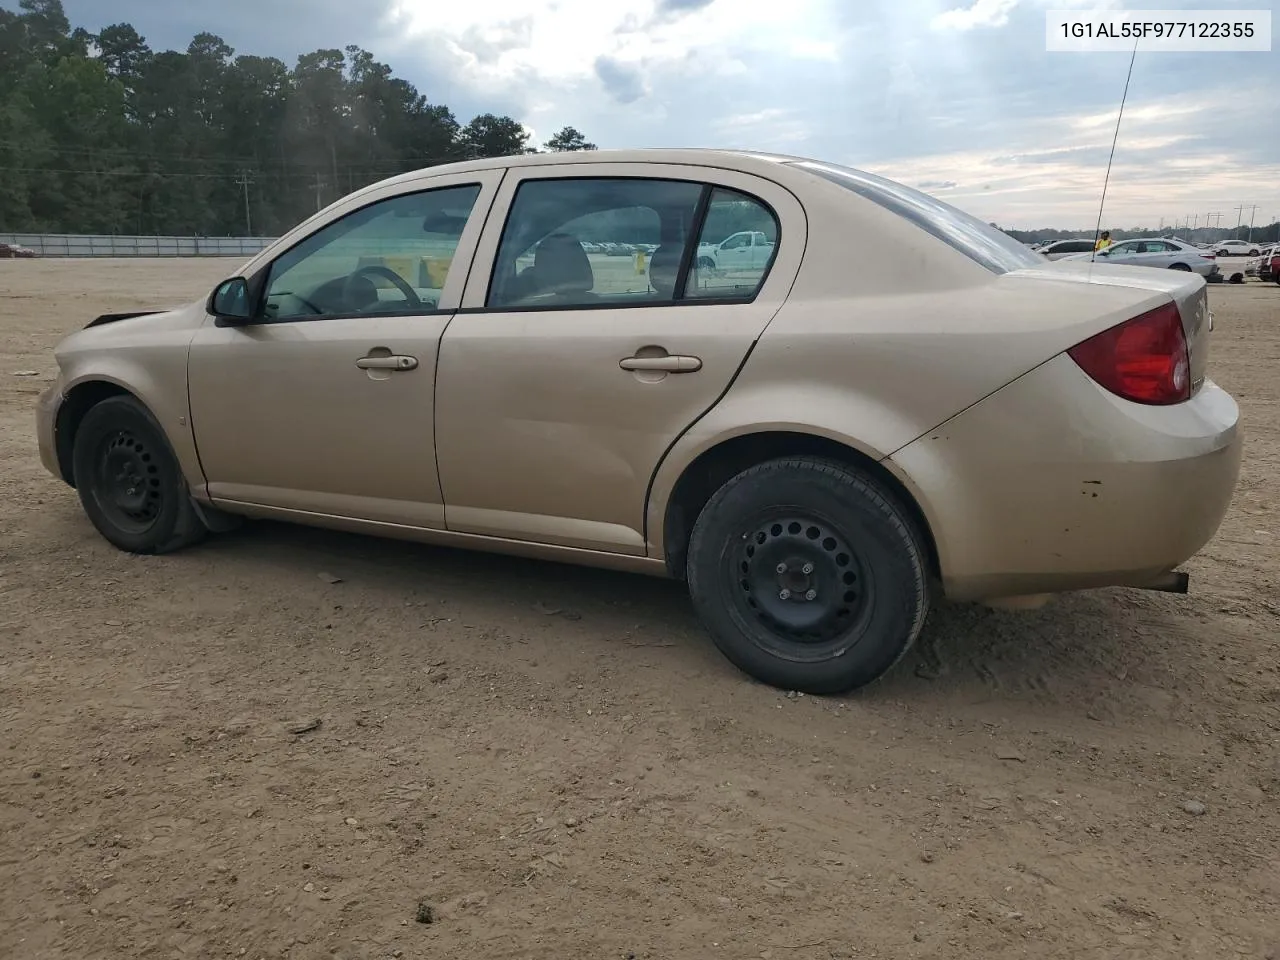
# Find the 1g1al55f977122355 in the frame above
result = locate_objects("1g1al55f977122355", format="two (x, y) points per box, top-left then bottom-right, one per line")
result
(1047, 9), (1272, 52)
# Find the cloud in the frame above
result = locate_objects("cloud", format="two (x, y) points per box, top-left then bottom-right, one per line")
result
(455, 17), (534, 65)
(931, 0), (1020, 32)
(593, 55), (647, 103)
(651, 0), (717, 23)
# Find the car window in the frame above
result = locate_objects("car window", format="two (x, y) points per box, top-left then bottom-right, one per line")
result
(1068, 241), (1092, 252)
(685, 188), (779, 300)
(487, 178), (704, 309)
(262, 184), (481, 321)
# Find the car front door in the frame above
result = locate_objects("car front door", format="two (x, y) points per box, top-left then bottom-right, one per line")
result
(186, 171), (502, 527)
(433, 164), (805, 555)
(716, 231), (753, 271)
(1102, 240), (1142, 264)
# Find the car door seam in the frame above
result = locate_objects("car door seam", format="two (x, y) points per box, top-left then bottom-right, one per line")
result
(434, 168), (510, 526)
(640, 189), (810, 550)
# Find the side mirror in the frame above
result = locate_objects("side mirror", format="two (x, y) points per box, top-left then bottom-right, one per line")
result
(208, 277), (252, 324)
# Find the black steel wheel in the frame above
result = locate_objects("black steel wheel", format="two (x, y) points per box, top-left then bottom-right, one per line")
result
(687, 457), (930, 694)
(71, 395), (206, 554)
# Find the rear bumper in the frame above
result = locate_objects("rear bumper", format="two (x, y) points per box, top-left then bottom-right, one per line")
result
(35, 384), (64, 482)
(889, 354), (1242, 602)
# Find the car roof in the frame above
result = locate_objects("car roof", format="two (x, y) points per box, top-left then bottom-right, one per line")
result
(383, 148), (804, 180)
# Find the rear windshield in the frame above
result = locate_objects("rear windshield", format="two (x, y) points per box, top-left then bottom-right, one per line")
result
(789, 159), (1041, 275)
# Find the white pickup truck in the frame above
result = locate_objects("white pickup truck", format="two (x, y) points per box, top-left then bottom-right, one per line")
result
(696, 230), (775, 271)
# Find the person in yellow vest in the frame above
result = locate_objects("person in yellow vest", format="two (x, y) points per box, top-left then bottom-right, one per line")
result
(1095, 230), (1113, 252)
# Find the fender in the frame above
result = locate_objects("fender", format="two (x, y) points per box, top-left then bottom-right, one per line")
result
(57, 362), (204, 495)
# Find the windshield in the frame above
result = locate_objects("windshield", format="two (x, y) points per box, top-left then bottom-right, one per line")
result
(788, 159), (1042, 275)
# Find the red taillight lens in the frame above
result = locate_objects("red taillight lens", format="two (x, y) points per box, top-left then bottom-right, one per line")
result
(1203, 252), (1215, 259)
(1067, 302), (1190, 405)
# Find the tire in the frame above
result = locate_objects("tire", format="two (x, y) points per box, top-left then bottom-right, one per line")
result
(71, 395), (206, 554)
(697, 256), (716, 270)
(686, 457), (930, 695)
(1169, 263), (1192, 271)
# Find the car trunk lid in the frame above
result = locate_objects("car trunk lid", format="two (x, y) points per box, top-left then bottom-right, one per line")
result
(1005, 258), (1211, 395)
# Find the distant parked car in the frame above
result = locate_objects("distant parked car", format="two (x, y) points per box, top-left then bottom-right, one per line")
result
(1248, 244), (1279, 283)
(696, 230), (776, 271)
(1064, 237), (1220, 277)
(0, 241), (37, 259)
(1214, 240), (1260, 257)
(1037, 239), (1096, 260)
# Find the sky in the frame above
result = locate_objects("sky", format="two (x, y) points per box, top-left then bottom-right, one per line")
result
(49, 0), (1280, 229)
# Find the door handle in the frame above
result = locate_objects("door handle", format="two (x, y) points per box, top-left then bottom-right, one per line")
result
(356, 354), (418, 371)
(619, 355), (702, 373)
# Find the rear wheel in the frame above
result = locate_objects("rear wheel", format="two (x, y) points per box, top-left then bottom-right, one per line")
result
(1169, 263), (1192, 271)
(71, 396), (206, 554)
(686, 457), (930, 694)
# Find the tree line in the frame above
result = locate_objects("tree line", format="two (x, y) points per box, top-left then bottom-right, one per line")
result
(0, 0), (598, 237)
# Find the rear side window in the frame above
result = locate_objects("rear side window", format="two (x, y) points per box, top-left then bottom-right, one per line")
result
(789, 159), (1041, 274)
(686, 189), (779, 300)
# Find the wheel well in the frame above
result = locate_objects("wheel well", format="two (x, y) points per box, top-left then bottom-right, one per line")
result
(660, 431), (940, 583)
(54, 380), (132, 487)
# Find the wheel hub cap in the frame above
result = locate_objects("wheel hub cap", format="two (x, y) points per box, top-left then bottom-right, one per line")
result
(737, 517), (864, 643)
(99, 432), (162, 525)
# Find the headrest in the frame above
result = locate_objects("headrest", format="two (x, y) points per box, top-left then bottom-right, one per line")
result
(534, 233), (594, 296)
(648, 244), (684, 299)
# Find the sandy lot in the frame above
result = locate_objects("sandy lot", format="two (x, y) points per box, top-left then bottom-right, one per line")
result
(1, 259), (1277, 960)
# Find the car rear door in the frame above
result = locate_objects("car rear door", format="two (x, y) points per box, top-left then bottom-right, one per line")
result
(433, 162), (805, 555)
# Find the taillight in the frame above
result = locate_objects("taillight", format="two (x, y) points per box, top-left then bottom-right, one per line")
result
(1202, 252), (1216, 259)
(1068, 302), (1190, 405)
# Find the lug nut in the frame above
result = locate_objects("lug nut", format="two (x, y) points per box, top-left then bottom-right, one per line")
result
(805, 589), (817, 600)
(776, 563), (787, 574)
(778, 589), (791, 600)
(802, 562), (814, 575)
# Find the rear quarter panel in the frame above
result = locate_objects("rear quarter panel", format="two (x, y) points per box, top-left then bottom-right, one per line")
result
(646, 237), (1194, 562)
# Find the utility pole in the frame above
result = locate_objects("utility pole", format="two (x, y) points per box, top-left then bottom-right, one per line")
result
(312, 173), (326, 213)
(235, 170), (255, 236)
(1234, 204), (1246, 239)
(1245, 205), (1258, 241)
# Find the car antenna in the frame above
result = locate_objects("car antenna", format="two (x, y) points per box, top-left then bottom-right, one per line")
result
(1090, 37), (1140, 265)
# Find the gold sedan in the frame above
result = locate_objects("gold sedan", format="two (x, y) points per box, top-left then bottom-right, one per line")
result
(36, 149), (1242, 694)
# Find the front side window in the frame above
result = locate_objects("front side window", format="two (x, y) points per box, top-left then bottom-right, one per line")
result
(685, 190), (779, 299)
(262, 184), (481, 321)
(488, 178), (704, 309)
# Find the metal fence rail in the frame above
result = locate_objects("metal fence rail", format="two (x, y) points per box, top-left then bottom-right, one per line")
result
(1, 233), (277, 258)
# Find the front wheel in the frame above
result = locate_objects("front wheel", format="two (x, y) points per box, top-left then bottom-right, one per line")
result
(71, 395), (206, 554)
(686, 457), (930, 694)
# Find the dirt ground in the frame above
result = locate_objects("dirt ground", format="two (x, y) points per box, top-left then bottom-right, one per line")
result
(1, 258), (1277, 960)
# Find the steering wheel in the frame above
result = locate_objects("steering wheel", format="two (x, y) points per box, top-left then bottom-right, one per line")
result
(342, 265), (423, 312)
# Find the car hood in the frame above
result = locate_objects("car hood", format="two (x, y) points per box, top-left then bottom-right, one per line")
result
(83, 298), (208, 333)
(54, 298), (209, 365)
